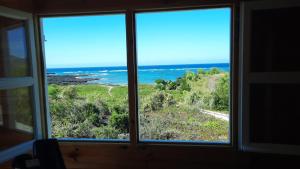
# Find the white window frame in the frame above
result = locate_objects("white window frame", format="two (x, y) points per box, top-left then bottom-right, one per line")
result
(0, 6), (42, 163)
(239, 0), (300, 155)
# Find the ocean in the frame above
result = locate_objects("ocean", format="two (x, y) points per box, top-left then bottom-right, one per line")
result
(47, 63), (230, 85)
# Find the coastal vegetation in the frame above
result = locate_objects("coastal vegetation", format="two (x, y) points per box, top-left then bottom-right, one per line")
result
(48, 68), (229, 142)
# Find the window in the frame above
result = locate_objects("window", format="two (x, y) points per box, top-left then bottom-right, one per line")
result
(0, 6), (41, 163)
(42, 14), (129, 140)
(136, 8), (231, 143)
(41, 7), (232, 144)
(240, 0), (300, 155)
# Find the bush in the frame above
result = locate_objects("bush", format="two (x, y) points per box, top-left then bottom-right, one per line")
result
(81, 102), (102, 127)
(92, 126), (121, 139)
(166, 80), (177, 90)
(155, 79), (167, 90)
(48, 85), (61, 100)
(61, 86), (78, 99)
(185, 92), (201, 105)
(142, 91), (176, 112)
(211, 74), (229, 111)
(184, 71), (196, 81)
(176, 78), (191, 91)
(109, 112), (129, 132)
(207, 67), (221, 75)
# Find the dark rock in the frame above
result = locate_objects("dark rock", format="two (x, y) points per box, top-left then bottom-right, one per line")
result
(47, 75), (99, 85)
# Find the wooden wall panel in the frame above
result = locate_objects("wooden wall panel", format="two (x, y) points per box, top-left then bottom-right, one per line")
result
(59, 143), (243, 169)
(35, 0), (235, 15)
(59, 143), (300, 169)
(0, 0), (34, 12)
(0, 160), (11, 169)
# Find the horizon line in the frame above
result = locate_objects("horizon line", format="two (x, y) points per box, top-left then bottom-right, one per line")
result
(47, 62), (230, 69)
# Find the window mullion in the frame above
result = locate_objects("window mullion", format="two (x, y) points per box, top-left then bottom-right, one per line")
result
(126, 10), (139, 145)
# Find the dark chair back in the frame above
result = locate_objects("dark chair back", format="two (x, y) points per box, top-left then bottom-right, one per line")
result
(33, 139), (66, 169)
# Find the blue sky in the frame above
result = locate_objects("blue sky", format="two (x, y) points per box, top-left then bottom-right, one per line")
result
(43, 8), (230, 68)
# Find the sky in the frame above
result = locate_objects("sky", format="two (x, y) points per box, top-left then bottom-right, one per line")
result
(43, 8), (230, 68)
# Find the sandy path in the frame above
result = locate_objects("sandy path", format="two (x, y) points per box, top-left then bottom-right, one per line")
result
(202, 109), (229, 121)
(107, 86), (113, 96)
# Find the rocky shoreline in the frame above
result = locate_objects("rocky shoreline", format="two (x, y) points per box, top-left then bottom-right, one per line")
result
(47, 74), (99, 85)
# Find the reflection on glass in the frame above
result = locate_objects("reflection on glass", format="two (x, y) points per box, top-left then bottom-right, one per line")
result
(0, 16), (30, 77)
(136, 8), (231, 142)
(43, 14), (129, 140)
(0, 87), (34, 151)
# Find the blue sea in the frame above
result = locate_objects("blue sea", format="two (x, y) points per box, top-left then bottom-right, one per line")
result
(47, 63), (229, 85)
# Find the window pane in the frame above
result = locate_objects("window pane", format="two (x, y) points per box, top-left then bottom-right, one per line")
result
(250, 84), (300, 145)
(0, 16), (30, 77)
(136, 8), (231, 142)
(250, 7), (300, 72)
(0, 87), (34, 151)
(42, 15), (129, 140)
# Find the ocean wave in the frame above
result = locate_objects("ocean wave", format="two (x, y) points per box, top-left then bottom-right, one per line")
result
(99, 70), (108, 72)
(99, 73), (109, 76)
(139, 69), (166, 72)
(169, 68), (185, 71)
(109, 70), (127, 72)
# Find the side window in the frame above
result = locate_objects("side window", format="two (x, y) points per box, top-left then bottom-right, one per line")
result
(0, 6), (41, 163)
(240, 0), (300, 154)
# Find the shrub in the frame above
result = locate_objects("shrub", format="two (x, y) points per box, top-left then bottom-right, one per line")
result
(111, 102), (128, 115)
(197, 68), (205, 75)
(185, 92), (201, 105)
(92, 126), (121, 139)
(211, 74), (229, 111)
(142, 91), (176, 112)
(48, 85), (61, 100)
(166, 80), (177, 90)
(109, 112), (129, 132)
(207, 67), (221, 75)
(81, 102), (102, 127)
(176, 78), (191, 91)
(184, 71), (196, 81)
(94, 99), (110, 115)
(61, 86), (78, 99)
(155, 79), (167, 90)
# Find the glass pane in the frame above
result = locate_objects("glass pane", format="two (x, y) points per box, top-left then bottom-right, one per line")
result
(42, 14), (129, 140)
(0, 87), (34, 151)
(0, 16), (31, 77)
(250, 7), (300, 72)
(250, 84), (300, 145)
(136, 8), (231, 143)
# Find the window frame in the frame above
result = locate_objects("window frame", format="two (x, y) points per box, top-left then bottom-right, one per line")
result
(0, 6), (42, 163)
(38, 3), (236, 148)
(239, 0), (300, 155)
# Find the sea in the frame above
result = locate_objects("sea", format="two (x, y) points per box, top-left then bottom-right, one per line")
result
(47, 63), (230, 85)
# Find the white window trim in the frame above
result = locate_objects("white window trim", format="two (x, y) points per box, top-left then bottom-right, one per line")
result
(0, 6), (42, 163)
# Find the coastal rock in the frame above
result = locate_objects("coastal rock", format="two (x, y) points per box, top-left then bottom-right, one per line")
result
(47, 75), (99, 85)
